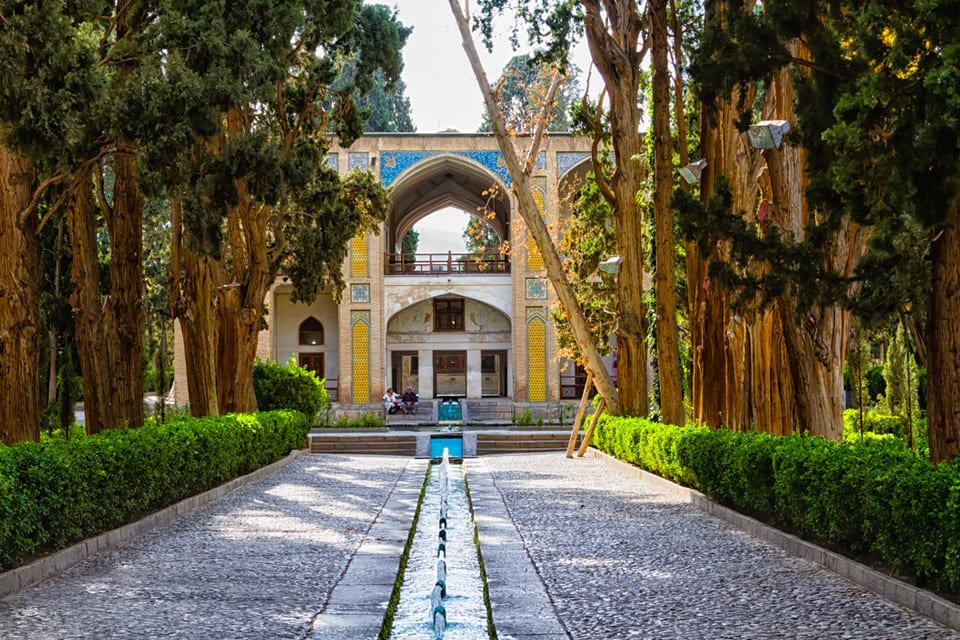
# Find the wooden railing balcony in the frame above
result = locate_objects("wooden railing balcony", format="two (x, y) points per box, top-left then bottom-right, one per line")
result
(384, 252), (510, 276)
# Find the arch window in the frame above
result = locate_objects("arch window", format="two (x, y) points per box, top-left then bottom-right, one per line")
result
(299, 317), (324, 346)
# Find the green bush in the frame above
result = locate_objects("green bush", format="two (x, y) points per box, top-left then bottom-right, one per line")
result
(842, 408), (907, 439)
(0, 410), (308, 572)
(143, 368), (174, 394)
(593, 416), (960, 593)
(866, 364), (886, 402)
(253, 357), (329, 422)
(325, 413), (387, 429)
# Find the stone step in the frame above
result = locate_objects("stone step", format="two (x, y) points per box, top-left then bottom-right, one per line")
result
(310, 441), (416, 455)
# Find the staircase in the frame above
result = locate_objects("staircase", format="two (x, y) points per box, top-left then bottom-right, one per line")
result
(475, 430), (571, 455)
(462, 400), (514, 423)
(309, 431), (416, 456)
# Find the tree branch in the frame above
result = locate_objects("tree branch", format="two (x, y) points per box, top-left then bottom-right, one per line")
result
(18, 171), (68, 226)
(524, 69), (564, 175)
(34, 188), (68, 236)
(447, 0), (621, 415)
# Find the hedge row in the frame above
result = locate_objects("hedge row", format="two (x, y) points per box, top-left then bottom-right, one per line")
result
(592, 416), (960, 593)
(0, 411), (310, 572)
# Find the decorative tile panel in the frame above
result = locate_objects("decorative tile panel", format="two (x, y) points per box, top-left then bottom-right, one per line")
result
(525, 278), (547, 300)
(348, 152), (370, 172)
(380, 150), (513, 187)
(351, 310), (370, 404)
(557, 151), (591, 178)
(526, 307), (547, 402)
(534, 151), (547, 173)
(325, 153), (339, 172)
(350, 234), (368, 278)
(350, 283), (370, 303)
(526, 182), (546, 271)
(526, 234), (544, 271)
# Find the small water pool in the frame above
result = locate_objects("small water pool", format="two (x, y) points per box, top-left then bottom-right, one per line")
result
(430, 435), (463, 459)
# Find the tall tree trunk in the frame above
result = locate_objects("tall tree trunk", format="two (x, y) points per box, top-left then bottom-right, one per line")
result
(449, 0), (621, 414)
(171, 199), (221, 417)
(107, 153), (145, 428)
(66, 161), (146, 433)
(67, 170), (115, 433)
(0, 145), (41, 444)
(48, 219), (64, 405)
(581, 0), (649, 417)
(215, 130), (270, 414)
(760, 47), (865, 440)
(651, 0), (684, 425)
(927, 197), (960, 463)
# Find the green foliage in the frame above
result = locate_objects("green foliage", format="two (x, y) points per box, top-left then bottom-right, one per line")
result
(462, 215), (502, 256)
(594, 416), (960, 592)
(685, 0), (960, 337)
(284, 167), (392, 303)
(511, 409), (543, 426)
(866, 365), (887, 404)
(324, 413), (387, 429)
(478, 54), (580, 133)
(552, 171), (617, 361)
(842, 409), (907, 440)
(401, 229), (420, 255)
(253, 358), (328, 422)
(0, 411), (308, 572)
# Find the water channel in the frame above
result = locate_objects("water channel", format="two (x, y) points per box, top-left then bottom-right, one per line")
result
(388, 451), (489, 639)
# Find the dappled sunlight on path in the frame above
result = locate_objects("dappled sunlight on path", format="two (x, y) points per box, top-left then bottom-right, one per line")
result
(0, 455), (409, 640)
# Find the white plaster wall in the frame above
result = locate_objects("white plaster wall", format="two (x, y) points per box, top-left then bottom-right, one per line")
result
(273, 286), (340, 380)
(387, 297), (510, 334)
(382, 276), (512, 320)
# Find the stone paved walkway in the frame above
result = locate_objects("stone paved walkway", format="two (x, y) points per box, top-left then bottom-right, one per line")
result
(0, 454), (411, 640)
(4, 451), (959, 639)
(482, 453), (960, 640)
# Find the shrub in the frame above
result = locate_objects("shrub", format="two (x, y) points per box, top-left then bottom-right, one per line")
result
(593, 416), (960, 594)
(325, 413), (387, 429)
(842, 409), (907, 439)
(866, 364), (886, 402)
(253, 357), (329, 422)
(0, 410), (308, 572)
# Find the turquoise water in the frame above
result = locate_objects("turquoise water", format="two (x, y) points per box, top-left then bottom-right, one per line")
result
(389, 456), (488, 639)
(430, 436), (463, 458)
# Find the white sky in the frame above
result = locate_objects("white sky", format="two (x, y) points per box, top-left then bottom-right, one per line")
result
(386, 1), (595, 253)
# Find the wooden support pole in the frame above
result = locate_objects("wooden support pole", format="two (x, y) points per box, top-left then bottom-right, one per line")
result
(577, 398), (606, 457)
(565, 372), (594, 458)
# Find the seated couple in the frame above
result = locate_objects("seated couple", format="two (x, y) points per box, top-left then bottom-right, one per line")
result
(382, 387), (419, 415)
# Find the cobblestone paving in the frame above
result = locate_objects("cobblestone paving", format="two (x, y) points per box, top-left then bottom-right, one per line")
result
(0, 454), (410, 640)
(483, 453), (960, 640)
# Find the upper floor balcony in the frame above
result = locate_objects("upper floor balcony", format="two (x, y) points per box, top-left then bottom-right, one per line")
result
(384, 252), (510, 276)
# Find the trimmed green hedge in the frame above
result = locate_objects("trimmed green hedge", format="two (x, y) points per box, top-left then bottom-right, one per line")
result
(0, 411), (309, 572)
(593, 416), (960, 593)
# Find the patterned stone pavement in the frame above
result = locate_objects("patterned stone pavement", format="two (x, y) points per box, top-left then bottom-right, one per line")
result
(0, 455), (411, 640)
(3, 451), (959, 640)
(481, 453), (960, 640)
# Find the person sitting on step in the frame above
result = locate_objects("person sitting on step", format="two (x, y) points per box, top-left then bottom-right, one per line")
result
(401, 387), (419, 415)
(382, 388), (402, 414)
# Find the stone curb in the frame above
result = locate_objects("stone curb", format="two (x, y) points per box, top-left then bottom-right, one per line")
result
(587, 447), (960, 633)
(309, 458), (428, 639)
(465, 458), (571, 640)
(0, 448), (306, 600)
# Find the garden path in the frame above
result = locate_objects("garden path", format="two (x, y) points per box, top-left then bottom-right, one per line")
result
(1, 452), (957, 639)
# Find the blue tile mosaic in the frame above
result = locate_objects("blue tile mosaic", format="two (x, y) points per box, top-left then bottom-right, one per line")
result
(325, 153), (339, 172)
(379, 149), (555, 187)
(348, 152), (369, 172)
(557, 151), (591, 178)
